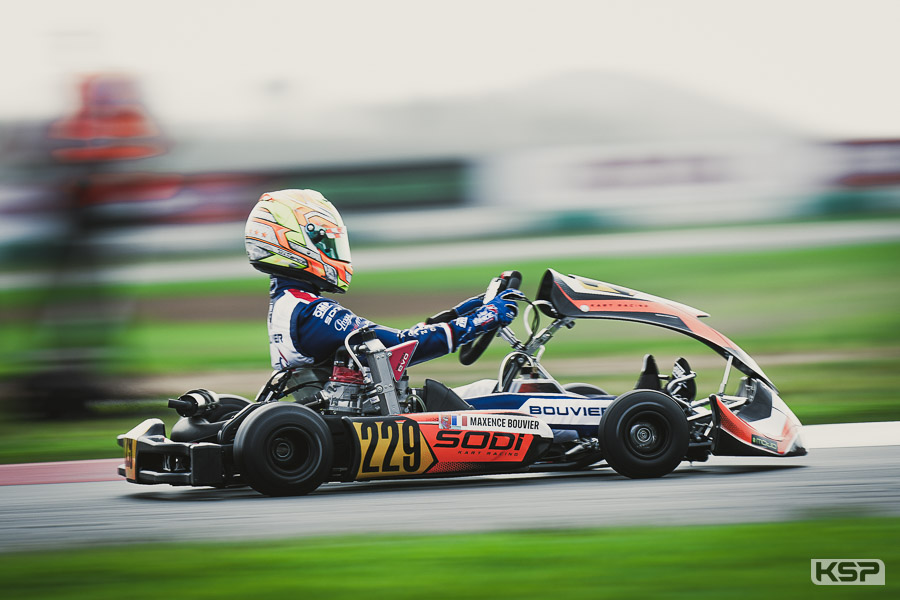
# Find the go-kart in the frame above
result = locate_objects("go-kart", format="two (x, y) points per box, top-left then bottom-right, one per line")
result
(118, 269), (806, 496)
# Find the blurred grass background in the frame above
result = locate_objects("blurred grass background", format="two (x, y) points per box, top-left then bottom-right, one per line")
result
(0, 238), (898, 463)
(0, 516), (896, 599)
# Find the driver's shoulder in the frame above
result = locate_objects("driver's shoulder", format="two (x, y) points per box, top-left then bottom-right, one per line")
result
(270, 278), (334, 309)
(280, 288), (323, 305)
(270, 285), (338, 328)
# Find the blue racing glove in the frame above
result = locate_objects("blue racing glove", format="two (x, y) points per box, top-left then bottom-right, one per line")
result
(425, 294), (485, 325)
(453, 290), (521, 345)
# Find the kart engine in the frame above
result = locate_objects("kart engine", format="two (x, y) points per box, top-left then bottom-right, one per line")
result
(314, 327), (420, 417)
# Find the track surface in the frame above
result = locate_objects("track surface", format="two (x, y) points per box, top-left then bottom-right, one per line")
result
(1, 444), (898, 553)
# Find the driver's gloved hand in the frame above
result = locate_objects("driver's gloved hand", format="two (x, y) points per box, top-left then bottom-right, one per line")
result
(491, 289), (524, 324)
(454, 290), (520, 345)
(425, 294), (485, 325)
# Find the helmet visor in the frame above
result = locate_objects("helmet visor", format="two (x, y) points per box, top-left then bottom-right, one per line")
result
(315, 226), (351, 263)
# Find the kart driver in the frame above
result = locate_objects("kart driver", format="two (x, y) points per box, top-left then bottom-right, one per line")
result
(244, 189), (519, 396)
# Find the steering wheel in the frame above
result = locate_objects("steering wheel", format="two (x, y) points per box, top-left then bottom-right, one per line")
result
(459, 270), (522, 366)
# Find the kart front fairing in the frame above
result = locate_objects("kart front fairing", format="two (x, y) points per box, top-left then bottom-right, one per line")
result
(710, 377), (804, 457)
(536, 269), (775, 389)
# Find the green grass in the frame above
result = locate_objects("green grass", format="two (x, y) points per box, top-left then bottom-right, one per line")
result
(763, 358), (900, 424)
(3, 236), (898, 301)
(0, 517), (896, 599)
(114, 321), (268, 374)
(0, 240), (897, 462)
(0, 411), (177, 464)
(5, 242), (896, 375)
(0, 350), (894, 465)
(413, 353), (900, 426)
(122, 241), (900, 359)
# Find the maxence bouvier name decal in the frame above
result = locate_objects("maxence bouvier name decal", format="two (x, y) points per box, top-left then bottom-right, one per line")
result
(439, 413), (542, 433)
(431, 413), (543, 462)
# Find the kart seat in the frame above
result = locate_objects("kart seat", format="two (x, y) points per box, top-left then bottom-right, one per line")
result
(667, 357), (697, 403)
(635, 354), (662, 391)
(423, 379), (473, 412)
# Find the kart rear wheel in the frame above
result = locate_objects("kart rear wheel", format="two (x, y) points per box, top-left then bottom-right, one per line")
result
(170, 395), (251, 443)
(234, 403), (333, 496)
(206, 394), (251, 422)
(598, 390), (689, 479)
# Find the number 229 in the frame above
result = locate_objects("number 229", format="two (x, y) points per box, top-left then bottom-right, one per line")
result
(359, 420), (421, 475)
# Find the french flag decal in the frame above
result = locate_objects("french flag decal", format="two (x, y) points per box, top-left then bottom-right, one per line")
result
(451, 414), (468, 428)
(439, 413), (468, 430)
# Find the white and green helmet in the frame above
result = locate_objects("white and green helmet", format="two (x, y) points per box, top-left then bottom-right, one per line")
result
(245, 189), (353, 293)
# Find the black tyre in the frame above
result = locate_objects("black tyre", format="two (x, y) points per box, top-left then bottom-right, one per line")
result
(563, 382), (609, 396)
(206, 394), (251, 422)
(598, 390), (689, 479)
(233, 403), (333, 496)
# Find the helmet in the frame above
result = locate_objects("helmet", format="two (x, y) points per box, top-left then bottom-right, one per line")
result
(245, 189), (352, 293)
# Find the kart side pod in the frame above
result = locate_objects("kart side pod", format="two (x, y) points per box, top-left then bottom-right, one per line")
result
(118, 403), (556, 496)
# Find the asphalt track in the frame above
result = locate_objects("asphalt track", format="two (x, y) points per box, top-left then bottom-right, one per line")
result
(1, 423), (898, 553)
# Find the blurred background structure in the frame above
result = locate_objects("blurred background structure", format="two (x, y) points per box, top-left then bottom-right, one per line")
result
(1, 0), (899, 417)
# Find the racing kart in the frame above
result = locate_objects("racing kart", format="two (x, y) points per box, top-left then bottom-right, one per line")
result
(118, 269), (806, 496)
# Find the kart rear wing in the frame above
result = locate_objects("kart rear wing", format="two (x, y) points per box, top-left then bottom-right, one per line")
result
(536, 269), (775, 389)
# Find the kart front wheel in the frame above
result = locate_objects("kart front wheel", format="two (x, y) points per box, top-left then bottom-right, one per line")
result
(598, 390), (689, 479)
(234, 403), (333, 496)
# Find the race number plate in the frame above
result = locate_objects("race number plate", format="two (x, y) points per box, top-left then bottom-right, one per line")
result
(351, 418), (437, 480)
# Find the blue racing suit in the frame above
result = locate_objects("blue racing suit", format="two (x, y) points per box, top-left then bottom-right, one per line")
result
(267, 276), (516, 392)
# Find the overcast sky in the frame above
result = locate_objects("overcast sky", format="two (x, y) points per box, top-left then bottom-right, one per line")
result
(4, 0), (900, 138)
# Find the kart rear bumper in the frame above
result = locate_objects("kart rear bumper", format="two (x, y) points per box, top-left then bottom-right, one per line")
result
(117, 419), (234, 487)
